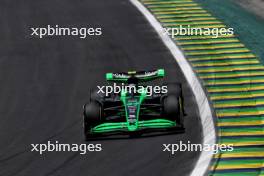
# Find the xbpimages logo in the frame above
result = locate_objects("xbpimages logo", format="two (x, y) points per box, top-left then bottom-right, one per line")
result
(163, 141), (233, 154)
(163, 25), (234, 38)
(30, 25), (102, 39)
(97, 83), (168, 96)
(31, 141), (102, 154)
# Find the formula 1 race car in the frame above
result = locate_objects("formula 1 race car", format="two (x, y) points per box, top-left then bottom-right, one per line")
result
(83, 69), (186, 140)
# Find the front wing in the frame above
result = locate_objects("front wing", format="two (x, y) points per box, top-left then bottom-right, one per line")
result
(89, 119), (184, 136)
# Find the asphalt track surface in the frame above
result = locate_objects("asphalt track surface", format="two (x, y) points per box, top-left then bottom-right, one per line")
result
(0, 0), (202, 176)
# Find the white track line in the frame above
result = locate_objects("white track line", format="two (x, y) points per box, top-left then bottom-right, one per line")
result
(130, 0), (216, 175)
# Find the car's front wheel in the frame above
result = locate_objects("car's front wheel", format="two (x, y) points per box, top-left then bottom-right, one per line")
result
(83, 101), (102, 140)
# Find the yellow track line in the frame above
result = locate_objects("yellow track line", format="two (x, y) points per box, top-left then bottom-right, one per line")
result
(208, 86), (264, 93)
(183, 44), (242, 50)
(214, 152), (264, 158)
(200, 72), (264, 79)
(147, 3), (200, 8)
(211, 163), (263, 170)
(164, 24), (227, 29)
(151, 7), (203, 12)
(189, 54), (256, 61)
(143, 1), (194, 5)
(207, 79), (264, 86)
(154, 10), (208, 15)
(160, 17), (218, 22)
(197, 66), (264, 73)
(219, 131), (264, 137)
(211, 93), (264, 100)
(157, 14), (213, 19)
(178, 39), (239, 45)
(186, 49), (250, 56)
(193, 60), (259, 67)
(177, 35), (236, 41)
(214, 101), (264, 108)
(218, 121), (264, 126)
(222, 141), (264, 147)
(216, 111), (264, 117)
(164, 21), (223, 25)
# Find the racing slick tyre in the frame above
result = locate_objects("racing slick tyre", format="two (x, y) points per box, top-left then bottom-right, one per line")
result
(83, 101), (102, 141)
(163, 96), (183, 127)
(166, 83), (181, 96)
(90, 89), (105, 103)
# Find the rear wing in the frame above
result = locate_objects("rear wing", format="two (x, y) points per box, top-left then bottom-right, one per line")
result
(106, 69), (165, 82)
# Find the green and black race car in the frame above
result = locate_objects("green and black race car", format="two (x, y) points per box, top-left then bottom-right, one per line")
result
(83, 69), (186, 140)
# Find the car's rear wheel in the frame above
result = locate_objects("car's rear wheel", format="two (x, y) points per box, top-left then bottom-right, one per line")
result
(90, 89), (105, 103)
(163, 83), (184, 127)
(163, 95), (183, 126)
(166, 83), (181, 96)
(83, 101), (102, 140)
